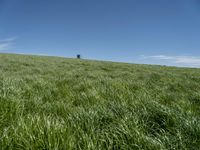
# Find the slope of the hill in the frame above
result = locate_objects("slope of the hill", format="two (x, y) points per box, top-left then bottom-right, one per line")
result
(0, 53), (200, 150)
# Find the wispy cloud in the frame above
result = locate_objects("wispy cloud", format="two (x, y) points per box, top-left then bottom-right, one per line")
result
(0, 37), (16, 51)
(141, 55), (200, 68)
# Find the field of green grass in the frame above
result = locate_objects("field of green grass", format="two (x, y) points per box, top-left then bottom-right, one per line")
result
(0, 53), (200, 149)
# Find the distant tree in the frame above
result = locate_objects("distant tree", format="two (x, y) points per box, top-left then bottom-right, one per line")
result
(77, 54), (81, 59)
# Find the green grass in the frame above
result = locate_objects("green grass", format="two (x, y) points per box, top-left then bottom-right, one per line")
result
(0, 53), (200, 150)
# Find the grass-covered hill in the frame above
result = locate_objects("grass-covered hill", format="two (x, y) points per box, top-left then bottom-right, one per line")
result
(0, 53), (200, 150)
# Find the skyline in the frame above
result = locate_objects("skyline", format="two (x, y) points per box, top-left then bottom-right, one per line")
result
(1, 0), (200, 67)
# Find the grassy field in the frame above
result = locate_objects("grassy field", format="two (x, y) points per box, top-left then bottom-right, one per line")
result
(0, 53), (200, 150)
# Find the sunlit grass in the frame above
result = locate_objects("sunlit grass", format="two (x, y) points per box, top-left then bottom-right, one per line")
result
(0, 53), (200, 149)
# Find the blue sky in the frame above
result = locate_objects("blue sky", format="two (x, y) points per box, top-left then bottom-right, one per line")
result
(0, 0), (200, 67)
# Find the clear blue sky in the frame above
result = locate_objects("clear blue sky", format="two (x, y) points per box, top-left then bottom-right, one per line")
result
(1, 0), (200, 67)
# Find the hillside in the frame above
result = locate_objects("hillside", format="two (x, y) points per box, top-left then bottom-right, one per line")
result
(0, 53), (200, 149)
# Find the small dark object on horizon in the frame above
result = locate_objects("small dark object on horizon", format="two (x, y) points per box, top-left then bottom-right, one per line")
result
(77, 54), (81, 59)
